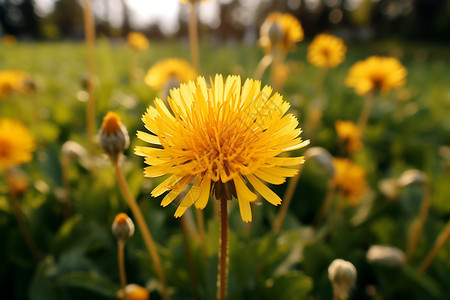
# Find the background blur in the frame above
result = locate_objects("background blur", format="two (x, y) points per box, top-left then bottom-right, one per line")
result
(1, 0), (450, 43)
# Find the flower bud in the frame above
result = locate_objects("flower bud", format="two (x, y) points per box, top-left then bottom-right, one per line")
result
(398, 169), (427, 187)
(62, 141), (88, 161)
(366, 245), (405, 268)
(6, 168), (29, 196)
(267, 22), (283, 46)
(305, 147), (335, 177)
(99, 112), (130, 162)
(328, 259), (357, 300)
(378, 178), (400, 200)
(116, 284), (149, 300)
(112, 213), (135, 241)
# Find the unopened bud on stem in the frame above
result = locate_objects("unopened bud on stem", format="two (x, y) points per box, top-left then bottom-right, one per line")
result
(328, 259), (357, 300)
(99, 112), (130, 163)
(112, 213), (135, 242)
(305, 147), (335, 177)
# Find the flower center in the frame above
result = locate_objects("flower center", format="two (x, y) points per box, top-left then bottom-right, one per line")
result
(101, 112), (122, 134)
(187, 105), (260, 182)
(321, 48), (331, 60)
(371, 75), (385, 90)
(0, 138), (12, 158)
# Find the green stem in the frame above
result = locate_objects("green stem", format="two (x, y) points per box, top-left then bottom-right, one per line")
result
(188, 2), (200, 73)
(253, 53), (273, 81)
(313, 180), (337, 227)
(357, 92), (376, 133)
(180, 216), (201, 300)
(406, 182), (431, 261)
(82, 0), (97, 159)
(304, 68), (328, 139)
(417, 220), (450, 276)
(273, 165), (304, 233)
(217, 199), (228, 300)
(113, 161), (170, 300)
(7, 178), (41, 261)
(118, 240), (127, 300)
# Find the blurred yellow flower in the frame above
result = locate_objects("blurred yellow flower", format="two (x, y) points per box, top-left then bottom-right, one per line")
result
(2, 35), (17, 46)
(135, 74), (309, 222)
(0, 119), (35, 170)
(333, 158), (367, 206)
(0, 70), (30, 98)
(259, 12), (304, 53)
(345, 56), (407, 95)
(116, 284), (149, 300)
(335, 120), (363, 153)
(144, 58), (197, 90)
(127, 32), (149, 51)
(6, 168), (29, 196)
(307, 34), (346, 68)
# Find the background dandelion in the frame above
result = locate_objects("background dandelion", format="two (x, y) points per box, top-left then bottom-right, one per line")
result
(1, 1), (449, 300)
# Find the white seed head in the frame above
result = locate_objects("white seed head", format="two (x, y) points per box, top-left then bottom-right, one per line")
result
(62, 141), (88, 161)
(328, 259), (357, 300)
(398, 169), (427, 187)
(366, 245), (406, 268)
(305, 147), (335, 177)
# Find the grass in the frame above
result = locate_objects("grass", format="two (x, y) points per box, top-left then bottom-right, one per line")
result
(0, 39), (449, 300)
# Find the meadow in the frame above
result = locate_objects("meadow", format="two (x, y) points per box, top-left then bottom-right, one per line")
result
(0, 38), (450, 300)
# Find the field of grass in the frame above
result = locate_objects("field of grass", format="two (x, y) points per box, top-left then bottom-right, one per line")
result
(0, 39), (449, 300)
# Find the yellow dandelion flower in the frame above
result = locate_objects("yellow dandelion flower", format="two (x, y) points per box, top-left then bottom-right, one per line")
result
(144, 58), (197, 90)
(259, 12), (304, 53)
(307, 33), (346, 68)
(2, 35), (17, 46)
(335, 120), (363, 153)
(6, 168), (29, 196)
(0, 70), (30, 98)
(0, 119), (35, 170)
(135, 74), (309, 222)
(127, 32), (149, 52)
(345, 56), (407, 95)
(333, 158), (367, 206)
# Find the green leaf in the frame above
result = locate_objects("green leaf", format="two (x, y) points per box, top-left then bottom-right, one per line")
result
(264, 271), (313, 300)
(29, 257), (62, 300)
(58, 271), (119, 297)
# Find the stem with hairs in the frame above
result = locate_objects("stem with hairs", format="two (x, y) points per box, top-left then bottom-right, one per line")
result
(113, 160), (170, 300)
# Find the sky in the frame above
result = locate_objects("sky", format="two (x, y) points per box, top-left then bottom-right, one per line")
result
(33, 0), (224, 35)
(32, 0), (368, 35)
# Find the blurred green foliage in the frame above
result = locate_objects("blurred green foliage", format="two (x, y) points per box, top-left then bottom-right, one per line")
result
(0, 39), (449, 300)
